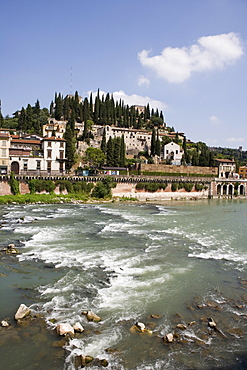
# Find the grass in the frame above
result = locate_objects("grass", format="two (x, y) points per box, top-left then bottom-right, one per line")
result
(0, 193), (89, 204)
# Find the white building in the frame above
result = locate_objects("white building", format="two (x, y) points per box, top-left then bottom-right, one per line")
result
(9, 135), (66, 176)
(163, 141), (183, 165)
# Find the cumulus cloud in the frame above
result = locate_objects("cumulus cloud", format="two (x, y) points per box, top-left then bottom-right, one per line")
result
(87, 89), (166, 110)
(138, 75), (150, 87)
(227, 137), (245, 143)
(138, 32), (244, 83)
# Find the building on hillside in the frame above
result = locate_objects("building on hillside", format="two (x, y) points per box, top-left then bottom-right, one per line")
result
(0, 132), (11, 174)
(163, 141), (184, 165)
(214, 158), (237, 178)
(9, 135), (66, 176)
(97, 125), (152, 156)
(43, 118), (66, 138)
(239, 165), (247, 179)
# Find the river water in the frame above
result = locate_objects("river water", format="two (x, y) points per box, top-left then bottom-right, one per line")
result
(1, 199), (247, 369)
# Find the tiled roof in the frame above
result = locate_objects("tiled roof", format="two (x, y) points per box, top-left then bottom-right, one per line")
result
(43, 136), (66, 141)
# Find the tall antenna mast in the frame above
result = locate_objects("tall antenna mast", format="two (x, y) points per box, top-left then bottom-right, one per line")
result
(70, 67), (73, 94)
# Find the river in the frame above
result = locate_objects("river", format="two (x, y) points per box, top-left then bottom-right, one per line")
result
(0, 199), (247, 369)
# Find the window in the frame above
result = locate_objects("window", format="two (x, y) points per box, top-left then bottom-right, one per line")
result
(59, 151), (64, 159)
(1, 148), (6, 157)
(59, 162), (64, 172)
(2, 141), (6, 146)
(47, 161), (51, 171)
(48, 141), (52, 147)
(36, 161), (41, 170)
(47, 149), (52, 158)
(23, 160), (28, 171)
(60, 142), (64, 148)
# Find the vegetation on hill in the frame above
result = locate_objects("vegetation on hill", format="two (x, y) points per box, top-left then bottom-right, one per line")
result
(1, 90), (246, 172)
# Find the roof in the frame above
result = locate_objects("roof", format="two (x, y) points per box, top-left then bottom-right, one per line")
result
(43, 136), (66, 141)
(215, 158), (235, 163)
(11, 138), (41, 144)
(0, 133), (10, 138)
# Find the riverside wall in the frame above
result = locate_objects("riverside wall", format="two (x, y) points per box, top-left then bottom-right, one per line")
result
(1, 174), (246, 200)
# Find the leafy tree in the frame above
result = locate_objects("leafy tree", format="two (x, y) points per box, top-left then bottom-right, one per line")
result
(84, 147), (106, 168)
(9, 172), (20, 195)
(91, 176), (116, 199)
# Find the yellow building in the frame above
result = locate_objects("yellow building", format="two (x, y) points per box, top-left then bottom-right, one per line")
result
(239, 165), (247, 179)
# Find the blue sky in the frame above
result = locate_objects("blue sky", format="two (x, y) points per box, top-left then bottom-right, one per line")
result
(1, 0), (247, 149)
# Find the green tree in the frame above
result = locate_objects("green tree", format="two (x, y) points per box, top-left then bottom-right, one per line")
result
(64, 126), (76, 170)
(84, 147), (106, 168)
(120, 134), (126, 166)
(155, 130), (161, 156)
(106, 136), (114, 166)
(100, 128), (107, 153)
(151, 128), (156, 156)
(0, 100), (3, 128)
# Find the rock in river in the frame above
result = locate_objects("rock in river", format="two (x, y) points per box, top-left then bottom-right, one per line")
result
(15, 304), (31, 320)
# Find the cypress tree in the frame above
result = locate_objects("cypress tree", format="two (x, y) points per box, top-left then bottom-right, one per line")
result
(26, 104), (33, 131)
(55, 94), (63, 120)
(155, 130), (161, 156)
(64, 126), (76, 170)
(106, 136), (114, 166)
(151, 128), (156, 156)
(100, 128), (107, 153)
(113, 137), (121, 166)
(120, 134), (126, 166)
(18, 107), (27, 132)
(183, 136), (187, 164)
(0, 100), (4, 128)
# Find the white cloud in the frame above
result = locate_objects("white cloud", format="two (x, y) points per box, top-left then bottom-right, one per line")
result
(138, 75), (150, 87)
(87, 89), (166, 111)
(210, 115), (220, 124)
(227, 137), (245, 143)
(138, 32), (244, 83)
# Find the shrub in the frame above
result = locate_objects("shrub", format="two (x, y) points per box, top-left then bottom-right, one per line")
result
(195, 183), (204, 191)
(171, 183), (178, 192)
(9, 172), (20, 195)
(184, 183), (193, 192)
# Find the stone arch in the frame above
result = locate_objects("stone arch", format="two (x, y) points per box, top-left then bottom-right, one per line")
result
(228, 184), (233, 195)
(217, 184), (221, 195)
(11, 162), (19, 175)
(240, 184), (245, 195)
(223, 184), (227, 195)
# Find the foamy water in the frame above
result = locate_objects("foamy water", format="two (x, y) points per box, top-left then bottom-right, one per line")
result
(1, 200), (247, 369)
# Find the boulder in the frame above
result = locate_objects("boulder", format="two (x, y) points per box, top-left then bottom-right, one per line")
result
(1, 320), (9, 327)
(82, 310), (101, 322)
(15, 304), (31, 320)
(5, 244), (19, 254)
(56, 323), (74, 336)
(73, 322), (84, 333)
(136, 322), (145, 332)
(165, 333), (174, 343)
(150, 314), (162, 319)
(208, 318), (217, 328)
(176, 324), (187, 330)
